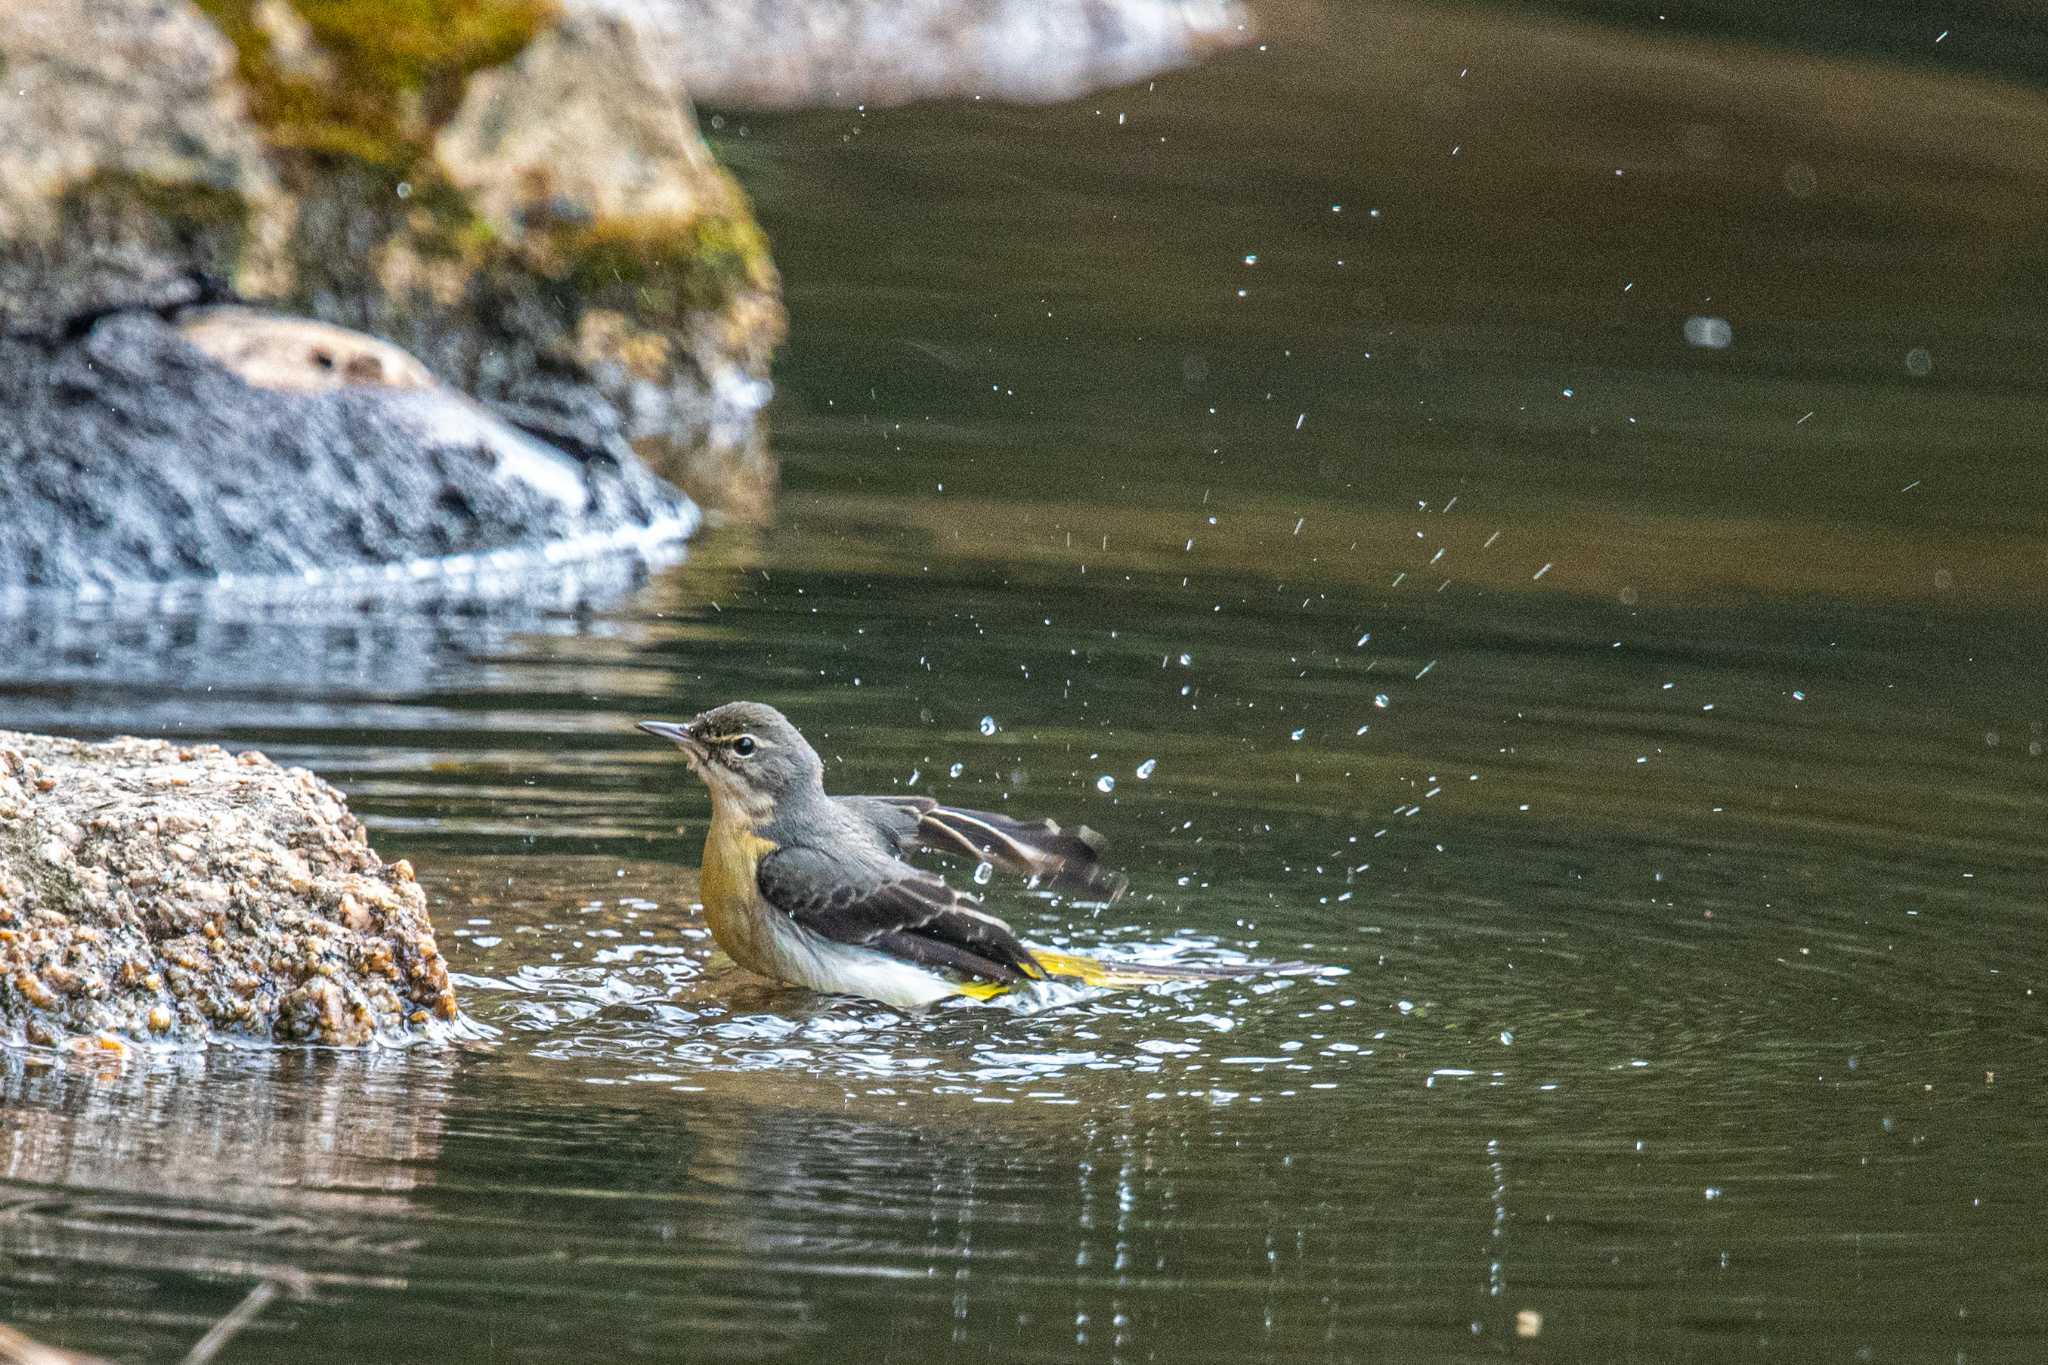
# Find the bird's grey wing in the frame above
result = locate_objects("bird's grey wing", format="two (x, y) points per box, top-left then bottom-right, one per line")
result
(838, 794), (1127, 901)
(756, 842), (1045, 984)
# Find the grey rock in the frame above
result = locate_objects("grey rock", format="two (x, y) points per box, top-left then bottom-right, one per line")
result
(0, 312), (695, 594)
(0, 731), (459, 1048)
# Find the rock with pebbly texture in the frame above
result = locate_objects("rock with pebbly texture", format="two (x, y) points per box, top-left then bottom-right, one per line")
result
(0, 731), (457, 1048)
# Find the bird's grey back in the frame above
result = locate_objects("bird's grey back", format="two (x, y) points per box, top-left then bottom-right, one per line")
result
(832, 794), (923, 857)
(753, 789), (909, 865)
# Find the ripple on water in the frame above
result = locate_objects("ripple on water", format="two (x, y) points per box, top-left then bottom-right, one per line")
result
(428, 855), (1388, 1107)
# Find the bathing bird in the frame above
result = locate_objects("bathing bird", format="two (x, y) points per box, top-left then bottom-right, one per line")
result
(638, 702), (1210, 1007)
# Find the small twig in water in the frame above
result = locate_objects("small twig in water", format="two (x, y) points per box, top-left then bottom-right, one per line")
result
(178, 1272), (307, 1365)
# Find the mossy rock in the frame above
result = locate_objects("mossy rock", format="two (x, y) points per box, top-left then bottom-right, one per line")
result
(2, 0), (784, 514)
(557, 212), (777, 320)
(59, 172), (252, 278)
(0, 0), (294, 331)
(193, 0), (554, 167)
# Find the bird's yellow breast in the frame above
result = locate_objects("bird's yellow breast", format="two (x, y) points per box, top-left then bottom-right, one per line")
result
(698, 815), (782, 974)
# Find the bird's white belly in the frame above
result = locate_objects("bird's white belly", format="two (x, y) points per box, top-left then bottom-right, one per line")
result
(764, 919), (965, 1008)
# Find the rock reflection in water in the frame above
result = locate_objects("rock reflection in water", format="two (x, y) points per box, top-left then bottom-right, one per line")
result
(0, 1048), (451, 1353)
(0, 572), (674, 740)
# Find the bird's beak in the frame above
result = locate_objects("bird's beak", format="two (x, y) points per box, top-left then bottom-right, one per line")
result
(636, 719), (704, 759)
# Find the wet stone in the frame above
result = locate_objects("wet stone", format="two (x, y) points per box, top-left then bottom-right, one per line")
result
(0, 731), (457, 1049)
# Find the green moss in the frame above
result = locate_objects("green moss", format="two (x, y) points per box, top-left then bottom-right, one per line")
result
(194, 0), (555, 171)
(58, 172), (250, 265)
(294, 0), (552, 94)
(557, 212), (776, 319)
(405, 178), (500, 260)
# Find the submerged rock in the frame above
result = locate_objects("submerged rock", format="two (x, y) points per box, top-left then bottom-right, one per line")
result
(0, 731), (458, 1048)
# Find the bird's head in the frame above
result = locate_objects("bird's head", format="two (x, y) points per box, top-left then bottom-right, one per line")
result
(637, 701), (824, 820)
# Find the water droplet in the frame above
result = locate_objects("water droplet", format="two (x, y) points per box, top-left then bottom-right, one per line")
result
(979, 716), (998, 736)
(1683, 316), (1733, 349)
(1178, 652), (1193, 666)
(1290, 728), (1305, 741)
(972, 862), (994, 885)
(1499, 1030), (1514, 1045)
(948, 762), (964, 778)
(1096, 775), (1116, 793)
(1135, 759), (1157, 780)
(1373, 694), (1389, 709)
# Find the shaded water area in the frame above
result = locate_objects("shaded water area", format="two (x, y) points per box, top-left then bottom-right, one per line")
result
(5, 2), (2047, 1360)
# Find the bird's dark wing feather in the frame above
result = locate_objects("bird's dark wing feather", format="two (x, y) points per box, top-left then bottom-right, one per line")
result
(756, 842), (1045, 984)
(838, 794), (1128, 901)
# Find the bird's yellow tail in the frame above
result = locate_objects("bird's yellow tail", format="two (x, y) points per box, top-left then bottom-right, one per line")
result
(954, 948), (1258, 999)
(1033, 948), (1252, 987)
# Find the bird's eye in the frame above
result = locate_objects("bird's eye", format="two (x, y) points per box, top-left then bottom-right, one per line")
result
(733, 735), (757, 756)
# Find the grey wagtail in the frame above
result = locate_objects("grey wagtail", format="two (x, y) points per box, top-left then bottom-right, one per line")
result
(638, 701), (1215, 1007)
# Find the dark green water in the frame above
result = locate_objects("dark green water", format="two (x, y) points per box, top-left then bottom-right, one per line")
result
(4, 2), (2047, 1361)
